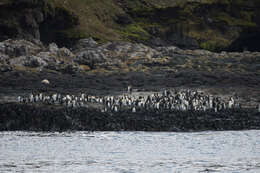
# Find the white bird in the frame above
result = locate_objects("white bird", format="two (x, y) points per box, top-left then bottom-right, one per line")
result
(17, 96), (22, 102)
(52, 94), (57, 101)
(29, 94), (34, 102)
(114, 105), (118, 112)
(41, 79), (50, 85)
(39, 93), (43, 100)
(228, 98), (234, 109)
(128, 85), (132, 94)
(132, 106), (136, 113)
(34, 95), (39, 102)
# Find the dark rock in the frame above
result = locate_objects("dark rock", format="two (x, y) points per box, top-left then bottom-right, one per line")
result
(1, 0), (260, 51)
(115, 14), (133, 25)
(36, 52), (59, 64)
(0, 103), (259, 132)
(0, 0), (80, 47)
(0, 41), (28, 57)
(9, 55), (47, 68)
(0, 53), (9, 64)
(24, 55), (47, 68)
(73, 38), (98, 50)
(149, 37), (167, 47)
(47, 43), (59, 53)
(0, 39), (41, 57)
(167, 30), (199, 49)
(62, 64), (80, 74)
(57, 47), (74, 58)
(74, 49), (106, 68)
(0, 64), (12, 73)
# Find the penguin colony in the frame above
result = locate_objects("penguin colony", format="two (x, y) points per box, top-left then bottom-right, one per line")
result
(16, 89), (256, 113)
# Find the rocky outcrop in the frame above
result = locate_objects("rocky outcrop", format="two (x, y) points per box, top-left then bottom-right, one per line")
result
(0, 39), (42, 57)
(0, 38), (259, 106)
(73, 38), (98, 51)
(0, 38), (259, 115)
(0, 39), (77, 71)
(74, 50), (106, 69)
(0, 103), (259, 131)
(0, 38), (259, 76)
(9, 55), (47, 68)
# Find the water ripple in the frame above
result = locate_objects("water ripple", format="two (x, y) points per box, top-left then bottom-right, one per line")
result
(0, 130), (259, 173)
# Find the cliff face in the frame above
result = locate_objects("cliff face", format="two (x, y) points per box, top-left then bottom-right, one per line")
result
(1, 0), (260, 51)
(0, 0), (79, 47)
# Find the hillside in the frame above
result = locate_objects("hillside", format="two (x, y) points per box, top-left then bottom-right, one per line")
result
(1, 0), (260, 51)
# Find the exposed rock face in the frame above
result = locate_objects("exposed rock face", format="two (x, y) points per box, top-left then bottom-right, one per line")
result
(0, 39), (75, 71)
(62, 64), (81, 74)
(73, 38), (98, 51)
(122, 0), (260, 52)
(1, 0), (260, 51)
(0, 64), (12, 73)
(9, 55), (47, 68)
(0, 53), (9, 64)
(0, 39), (42, 57)
(24, 55), (48, 68)
(0, 38), (259, 77)
(0, 0), (79, 47)
(47, 43), (59, 53)
(57, 48), (74, 58)
(74, 49), (106, 69)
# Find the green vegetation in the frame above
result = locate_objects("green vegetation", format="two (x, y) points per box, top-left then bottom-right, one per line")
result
(120, 24), (150, 42)
(57, 28), (88, 41)
(200, 39), (230, 52)
(1, 0), (259, 51)
(214, 12), (257, 27)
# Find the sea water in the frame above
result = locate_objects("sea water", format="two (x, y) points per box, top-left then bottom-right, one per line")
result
(0, 130), (260, 173)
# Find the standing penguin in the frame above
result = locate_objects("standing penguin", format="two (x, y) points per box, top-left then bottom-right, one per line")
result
(128, 85), (132, 95)
(41, 79), (50, 92)
(228, 97), (234, 109)
(17, 96), (22, 103)
(132, 106), (136, 113)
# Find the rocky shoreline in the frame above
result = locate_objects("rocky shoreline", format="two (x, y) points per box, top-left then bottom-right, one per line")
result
(0, 38), (260, 132)
(0, 103), (259, 132)
(1, 38), (259, 103)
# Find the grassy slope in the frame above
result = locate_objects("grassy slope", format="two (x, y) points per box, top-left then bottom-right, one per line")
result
(50, 0), (259, 50)
(1, 0), (260, 50)
(49, 0), (124, 42)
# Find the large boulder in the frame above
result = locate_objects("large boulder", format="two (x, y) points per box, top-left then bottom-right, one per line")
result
(74, 49), (106, 69)
(36, 52), (59, 64)
(155, 46), (184, 57)
(0, 41), (28, 57)
(0, 53), (9, 64)
(62, 64), (81, 74)
(57, 47), (74, 58)
(73, 38), (98, 51)
(0, 64), (12, 73)
(24, 55), (48, 68)
(0, 39), (41, 57)
(47, 43), (59, 53)
(9, 55), (47, 68)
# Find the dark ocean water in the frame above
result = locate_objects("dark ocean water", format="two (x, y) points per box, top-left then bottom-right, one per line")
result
(0, 130), (260, 173)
